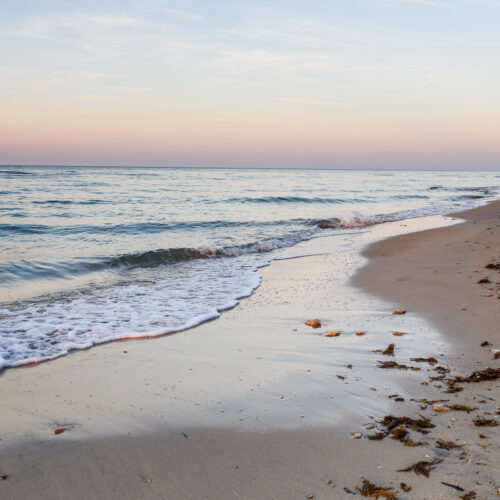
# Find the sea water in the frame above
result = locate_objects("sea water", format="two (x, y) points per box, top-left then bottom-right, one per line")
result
(0, 166), (497, 368)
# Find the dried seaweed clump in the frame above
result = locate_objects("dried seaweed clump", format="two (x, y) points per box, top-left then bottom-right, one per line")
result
(411, 357), (438, 365)
(485, 262), (500, 270)
(459, 367), (500, 383)
(473, 418), (498, 427)
(397, 458), (442, 477)
(356, 479), (399, 499)
(446, 404), (477, 413)
(380, 415), (434, 434)
(435, 439), (463, 450)
(399, 483), (411, 492)
(459, 491), (477, 500)
(382, 344), (395, 355)
(377, 361), (420, 371)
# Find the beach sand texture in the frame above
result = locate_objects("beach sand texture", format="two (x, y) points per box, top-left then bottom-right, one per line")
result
(0, 202), (498, 499)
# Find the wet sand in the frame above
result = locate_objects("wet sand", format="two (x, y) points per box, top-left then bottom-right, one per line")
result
(0, 202), (498, 499)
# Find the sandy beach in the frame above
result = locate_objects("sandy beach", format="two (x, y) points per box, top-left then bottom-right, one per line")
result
(0, 202), (498, 499)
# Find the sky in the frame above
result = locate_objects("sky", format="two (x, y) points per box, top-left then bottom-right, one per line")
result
(1, 0), (499, 169)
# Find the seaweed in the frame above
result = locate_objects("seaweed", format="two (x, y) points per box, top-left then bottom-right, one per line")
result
(377, 361), (420, 371)
(485, 262), (500, 270)
(460, 367), (500, 383)
(356, 479), (399, 499)
(480, 341), (492, 347)
(435, 439), (463, 450)
(446, 404), (477, 413)
(477, 278), (491, 284)
(397, 458), (442, 477)
(473, 418), (498, 427)
(380, 415), (434, 434)
(382, 344), (395, 356)
(367, 432), (387, 440)
(399, 483), (411, 492)
(411, 357), (438, 365)
(411, 398), (448, 405)
(459, 491), (477, 500)
(390, 425), (408, 441)
(392, 311), (406, 315)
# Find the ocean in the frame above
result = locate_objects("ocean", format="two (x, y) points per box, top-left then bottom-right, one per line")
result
(0, 166), (498, 369)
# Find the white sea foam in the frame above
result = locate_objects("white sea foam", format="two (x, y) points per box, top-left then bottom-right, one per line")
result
(0, 258), (262, 368)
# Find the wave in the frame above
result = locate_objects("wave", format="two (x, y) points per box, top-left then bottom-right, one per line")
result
(223, 195), (361, 204)
(0, 170), (34, 175)
(32, 199), (110, 205)
(0, 218), (311, 237)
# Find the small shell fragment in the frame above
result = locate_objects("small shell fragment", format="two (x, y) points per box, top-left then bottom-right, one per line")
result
(433, 406), (451, 412)
(325, 332), (341, 337)
(305, 319), (321, 328)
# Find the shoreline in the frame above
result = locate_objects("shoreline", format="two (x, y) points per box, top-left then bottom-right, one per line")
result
(0, 203), (498, 499)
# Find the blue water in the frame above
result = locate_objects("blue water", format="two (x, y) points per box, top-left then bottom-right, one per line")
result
(0, 166), (497, 369)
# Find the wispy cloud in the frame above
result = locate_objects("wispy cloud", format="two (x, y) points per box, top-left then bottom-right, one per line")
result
(15, 13), (142, 39)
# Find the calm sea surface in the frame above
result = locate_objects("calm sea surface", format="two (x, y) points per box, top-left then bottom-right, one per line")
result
(0, 167), (498, 368)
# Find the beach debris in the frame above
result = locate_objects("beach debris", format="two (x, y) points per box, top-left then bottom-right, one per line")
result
(382, 344), (395, 355)
(325, 331), (341, 337)
(441, 481), (465, 492)
(392, 332), (405, 337)
(397, 458), (442, 477)
(380, 415), (434, 434)
(458, 367), (500, 383)
(356, 331), (366, 336)
(377, 361), (420, 371)
(353, 433), (362, 439)
(182, 432), (189, 439)
(433, 405), (450, 412)
(477, 278), (491, 284)
(399, 483), (411, 492)
(473, 418), (498, 427)
(367, 432), (386, 440)
(411, 357), (438, 365)
(392, 311), (406, 315)
(446, 404), (477, 413)
(485, 262), (500, 270)
(305, 319), (321, 328)
(344, 486), (357, 494)
(459, 492), (477, 500)
(481, 341), (492, 347)
(356, 479), (398, 499)
(411, 398), (448, 407)
(435, 439), (463, 450)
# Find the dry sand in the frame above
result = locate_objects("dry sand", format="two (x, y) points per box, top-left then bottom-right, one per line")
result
(0, 202), (498, 499)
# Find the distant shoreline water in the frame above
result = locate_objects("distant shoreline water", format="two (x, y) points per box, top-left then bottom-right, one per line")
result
(0, 166), (498, 369)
